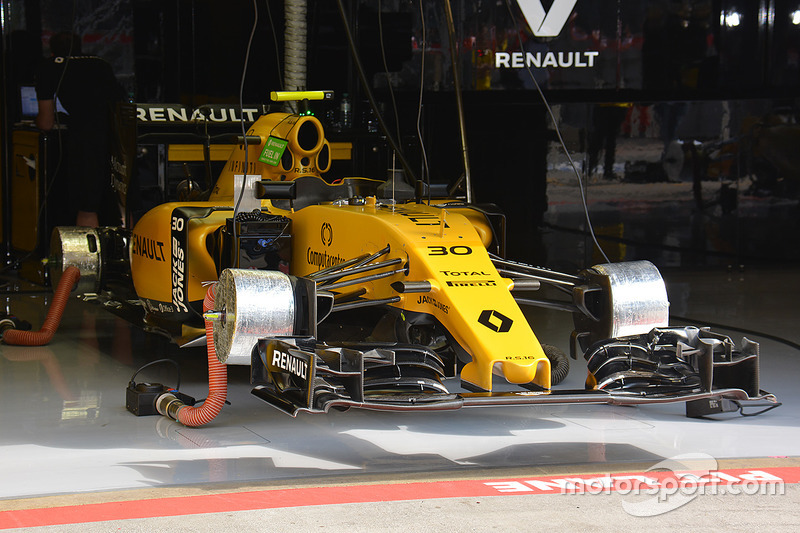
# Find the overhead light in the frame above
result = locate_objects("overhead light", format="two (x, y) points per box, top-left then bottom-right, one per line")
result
(792, 9), (800, 25)
(721, 10), (742, 27)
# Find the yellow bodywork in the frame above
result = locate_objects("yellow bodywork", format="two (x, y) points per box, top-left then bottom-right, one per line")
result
(129, 111), (550, 391)
(130, 203), (228, 320)
(287, 200), (550, 391)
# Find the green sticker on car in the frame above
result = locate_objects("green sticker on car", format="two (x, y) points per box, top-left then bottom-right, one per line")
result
(259, 136), (289, 166)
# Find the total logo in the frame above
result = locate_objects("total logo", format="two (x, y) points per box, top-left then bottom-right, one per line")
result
(497, 0), (599, 70)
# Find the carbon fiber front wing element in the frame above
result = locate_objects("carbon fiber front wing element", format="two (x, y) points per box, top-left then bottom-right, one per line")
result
(249, 327), (778, 418)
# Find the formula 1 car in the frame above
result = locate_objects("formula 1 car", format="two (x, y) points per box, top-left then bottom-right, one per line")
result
(47, 92), (775, 422)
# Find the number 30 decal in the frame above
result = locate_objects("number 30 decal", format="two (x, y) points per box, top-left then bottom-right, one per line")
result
(427, 245), (472, 256)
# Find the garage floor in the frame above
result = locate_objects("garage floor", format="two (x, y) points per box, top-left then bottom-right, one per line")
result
(1, 263), (798, 496)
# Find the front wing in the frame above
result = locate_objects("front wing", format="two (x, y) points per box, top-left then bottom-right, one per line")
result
(249, 327), (777, 418)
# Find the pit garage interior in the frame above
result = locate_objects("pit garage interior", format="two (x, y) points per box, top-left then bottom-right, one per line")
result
(1, 1), (800, 531)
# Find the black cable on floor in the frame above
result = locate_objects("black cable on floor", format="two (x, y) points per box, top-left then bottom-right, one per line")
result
(734, 400), (782, 417)
(129, 358), (182, 391)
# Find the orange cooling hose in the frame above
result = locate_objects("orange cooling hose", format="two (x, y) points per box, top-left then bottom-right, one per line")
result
(3, 266), (81, 346)
(174, 283), (228, 426)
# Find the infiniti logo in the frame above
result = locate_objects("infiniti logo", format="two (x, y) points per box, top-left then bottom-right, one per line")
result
(517, 0), (577, 37)
(321, 222), (333, 246)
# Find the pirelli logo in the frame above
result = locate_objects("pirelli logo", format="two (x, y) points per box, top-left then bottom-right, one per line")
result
(446, 280), (497, 287)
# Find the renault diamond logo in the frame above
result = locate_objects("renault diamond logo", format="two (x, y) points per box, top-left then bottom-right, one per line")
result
(478, 309), (513, 333)
(517, 0), (577, 37)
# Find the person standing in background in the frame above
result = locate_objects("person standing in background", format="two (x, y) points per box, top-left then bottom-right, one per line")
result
(587, 102), (632, 180)
(35, 31), (125, 227)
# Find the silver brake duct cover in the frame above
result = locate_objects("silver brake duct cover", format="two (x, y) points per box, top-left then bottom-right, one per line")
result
(213, 268), (296, 365)
(50, 226), (102, 295)
(589, 261), (670, 339)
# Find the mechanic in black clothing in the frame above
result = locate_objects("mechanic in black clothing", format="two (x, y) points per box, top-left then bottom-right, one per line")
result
(35, 31), (125, 227)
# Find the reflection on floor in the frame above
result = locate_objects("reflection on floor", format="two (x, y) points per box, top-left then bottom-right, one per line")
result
(545, 185), (800, 270)
(1, 262), (798, 500)
(541, 136), (800, 270)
